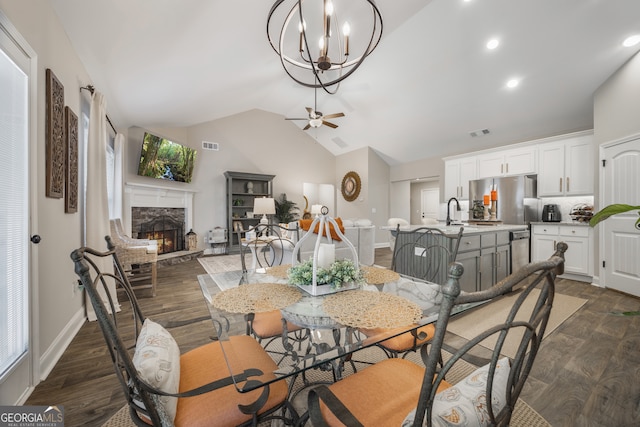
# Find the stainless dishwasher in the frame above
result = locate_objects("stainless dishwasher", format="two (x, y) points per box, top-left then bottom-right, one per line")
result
(510, 230), (530, 273)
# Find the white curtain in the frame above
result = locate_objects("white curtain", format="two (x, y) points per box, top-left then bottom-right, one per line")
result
(85, 91), (119, 320)
(112, 133), (125, 220)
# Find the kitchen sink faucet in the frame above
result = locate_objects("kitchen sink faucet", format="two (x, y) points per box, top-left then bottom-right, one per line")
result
(446, 197), (461, 226)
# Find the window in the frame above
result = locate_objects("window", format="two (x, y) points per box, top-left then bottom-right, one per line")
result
(0, 45), (29, 377)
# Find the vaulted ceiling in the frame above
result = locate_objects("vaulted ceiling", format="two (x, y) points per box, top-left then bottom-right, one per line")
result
(50, 0), (640, 165)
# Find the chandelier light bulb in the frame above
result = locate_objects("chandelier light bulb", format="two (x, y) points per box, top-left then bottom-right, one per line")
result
(325, 1), (334, 16)
(342, 22), (351, 36)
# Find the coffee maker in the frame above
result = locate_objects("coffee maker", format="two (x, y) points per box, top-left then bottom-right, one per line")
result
(542, 204), (561, 222)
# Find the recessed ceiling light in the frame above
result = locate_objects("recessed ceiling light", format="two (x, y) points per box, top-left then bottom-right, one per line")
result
(486, 39), (500, 50)
(506, 79), (519, 89)
(623, 35), (640, 47)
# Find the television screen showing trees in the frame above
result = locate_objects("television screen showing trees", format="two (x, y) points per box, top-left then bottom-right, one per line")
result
(137, 132), (197, 183)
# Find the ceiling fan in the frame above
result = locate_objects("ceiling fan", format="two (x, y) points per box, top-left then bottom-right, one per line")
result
(285, 88), (345, 130)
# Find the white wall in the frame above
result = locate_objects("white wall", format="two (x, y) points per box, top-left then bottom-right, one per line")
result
(0, 0), (91, 385)
(336, 147), (390, 245)
(125, 109), (337, 247)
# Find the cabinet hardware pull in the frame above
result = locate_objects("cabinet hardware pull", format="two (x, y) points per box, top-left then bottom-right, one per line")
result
(501, 164), (504, 174)
(506, 163), (509, 174)
(559, 177), (562, 192)
(554, 240), (556, 250)
(566, 177), (570, 192)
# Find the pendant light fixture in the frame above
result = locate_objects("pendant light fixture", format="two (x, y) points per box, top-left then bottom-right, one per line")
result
(267, 0), (383, 94)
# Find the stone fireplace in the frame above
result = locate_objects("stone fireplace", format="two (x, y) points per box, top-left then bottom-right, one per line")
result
(132, 207), (185, 254)
(123, 183), (196, 255)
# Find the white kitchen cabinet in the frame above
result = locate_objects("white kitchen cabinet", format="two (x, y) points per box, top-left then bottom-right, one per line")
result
(477, 146), (537, 178)
(531, 224), (592, 279)
(538, 134), (594, 196)
(444, 156), (477, 200)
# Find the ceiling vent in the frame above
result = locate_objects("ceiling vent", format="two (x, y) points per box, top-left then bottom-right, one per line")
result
(332, 137), (348, 148)
(202, 141), (219, 151)
(469, 128), (490, 138)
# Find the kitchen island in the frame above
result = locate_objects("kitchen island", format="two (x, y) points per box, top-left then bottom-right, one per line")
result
(382, 224), (528, 293)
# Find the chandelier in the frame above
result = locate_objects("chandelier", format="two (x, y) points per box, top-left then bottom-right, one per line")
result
(267, 0), (383, 93)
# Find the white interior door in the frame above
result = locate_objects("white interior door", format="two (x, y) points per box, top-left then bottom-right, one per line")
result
(601, 137), (640, 297)
(421, 188), (439, 220)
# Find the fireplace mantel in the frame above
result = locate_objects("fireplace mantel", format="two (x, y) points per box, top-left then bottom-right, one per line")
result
(123, 183), (197, 236)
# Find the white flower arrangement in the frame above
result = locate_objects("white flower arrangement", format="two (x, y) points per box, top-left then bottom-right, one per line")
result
(288, 259), (363, 289)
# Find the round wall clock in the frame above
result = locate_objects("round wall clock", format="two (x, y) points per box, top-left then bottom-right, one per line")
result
(341, 171), (361, 202)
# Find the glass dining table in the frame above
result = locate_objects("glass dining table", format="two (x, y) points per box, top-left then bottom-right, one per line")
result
(197, 266), (479, 394)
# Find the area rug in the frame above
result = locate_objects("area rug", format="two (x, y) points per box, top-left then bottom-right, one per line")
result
(102, 345), (550, 427)
(448, 288), (587, 359)
(198, 254), (243, 275)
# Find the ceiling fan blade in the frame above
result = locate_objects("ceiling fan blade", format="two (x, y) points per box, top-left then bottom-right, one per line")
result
(305, 107), (314, 115)
(303, 123), (311, 130)
(322, 112), (345, 119)
(322, 120), (338, 129)
(285, 117), (308, 121)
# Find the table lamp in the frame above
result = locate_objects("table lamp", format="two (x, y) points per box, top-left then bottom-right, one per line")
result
(253, 197), (275, 225)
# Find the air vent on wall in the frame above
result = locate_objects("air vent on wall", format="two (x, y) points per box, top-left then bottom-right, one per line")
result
(202, 141), (219, 151)
(469, 128), (490, 138)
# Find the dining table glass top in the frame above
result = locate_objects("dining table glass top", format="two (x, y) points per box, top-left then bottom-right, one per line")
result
(197, 267), (480, 393)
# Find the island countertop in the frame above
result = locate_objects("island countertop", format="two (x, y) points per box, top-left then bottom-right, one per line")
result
(380, 223), (528, 236)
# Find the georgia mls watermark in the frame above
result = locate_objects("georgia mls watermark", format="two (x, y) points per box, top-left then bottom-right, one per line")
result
(0, 406), (64, 427)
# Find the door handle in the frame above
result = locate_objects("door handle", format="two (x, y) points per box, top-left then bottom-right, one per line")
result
(31, 235), (41, 244)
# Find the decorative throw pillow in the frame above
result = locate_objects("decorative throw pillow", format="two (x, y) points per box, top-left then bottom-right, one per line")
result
(402, 357), (511, 427)
(132, 318), (181, 422)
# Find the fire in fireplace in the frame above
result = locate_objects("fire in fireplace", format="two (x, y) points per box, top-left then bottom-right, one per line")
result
(132, 207), (186, 255)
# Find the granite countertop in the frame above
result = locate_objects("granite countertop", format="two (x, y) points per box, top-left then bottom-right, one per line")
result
(530, 221), (591, 227)
(381, 223), (528, 236)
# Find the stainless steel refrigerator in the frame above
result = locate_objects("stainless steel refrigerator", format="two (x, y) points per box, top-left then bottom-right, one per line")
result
(468, 175), (538, 225)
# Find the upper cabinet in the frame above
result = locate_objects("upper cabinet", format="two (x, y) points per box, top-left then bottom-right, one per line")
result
(444, 156), (477, 200)
(537, 134), (594, 197)
(477, 146), (537, 178)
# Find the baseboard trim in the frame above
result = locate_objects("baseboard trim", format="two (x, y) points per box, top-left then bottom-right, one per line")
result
(38, 307), (86, 381)
(375, 242), (390, 249)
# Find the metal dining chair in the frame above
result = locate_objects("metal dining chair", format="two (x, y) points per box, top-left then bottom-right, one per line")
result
(307, 243), (567, 427)
(359, 226), (464, 359)
(237, 223), (309, 361)
(71, 236), (296, 427)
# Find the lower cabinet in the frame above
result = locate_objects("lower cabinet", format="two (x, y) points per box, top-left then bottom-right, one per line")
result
(457, 231), (511, 292)
(531, 224), (592, 279)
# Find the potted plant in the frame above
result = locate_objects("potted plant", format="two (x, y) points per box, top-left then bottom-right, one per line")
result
(274, 193), (300, 224)
(590, 204), (640, 315)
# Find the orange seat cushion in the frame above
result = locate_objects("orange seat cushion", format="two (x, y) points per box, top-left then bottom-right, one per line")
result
(174, 336), (288, 427)
(251, 310), (302, 338)
(360, 324), (435, 352)
(320, 358), (451, 427)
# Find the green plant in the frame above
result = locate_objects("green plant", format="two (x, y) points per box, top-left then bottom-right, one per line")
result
(590, 204), (640, 315)
(288, 259), (363, 288)
(274, 193), (300, 223)
(589, 204), (640, 229)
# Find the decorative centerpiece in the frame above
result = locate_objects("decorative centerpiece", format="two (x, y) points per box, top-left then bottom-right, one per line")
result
(288, 258), (363, 295)
(290, 206), (361, 296)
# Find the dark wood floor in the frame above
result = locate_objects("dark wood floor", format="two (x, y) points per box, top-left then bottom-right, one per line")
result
(26, 248), (640, 426)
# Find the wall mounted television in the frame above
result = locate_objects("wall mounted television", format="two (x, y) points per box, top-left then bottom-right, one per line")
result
(137, 132), (197, 183)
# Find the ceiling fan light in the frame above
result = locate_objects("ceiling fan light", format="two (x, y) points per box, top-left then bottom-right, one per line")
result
(310, 118), (323, 128)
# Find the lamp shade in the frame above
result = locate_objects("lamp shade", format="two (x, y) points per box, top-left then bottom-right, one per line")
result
(253, 197), (276, 215)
